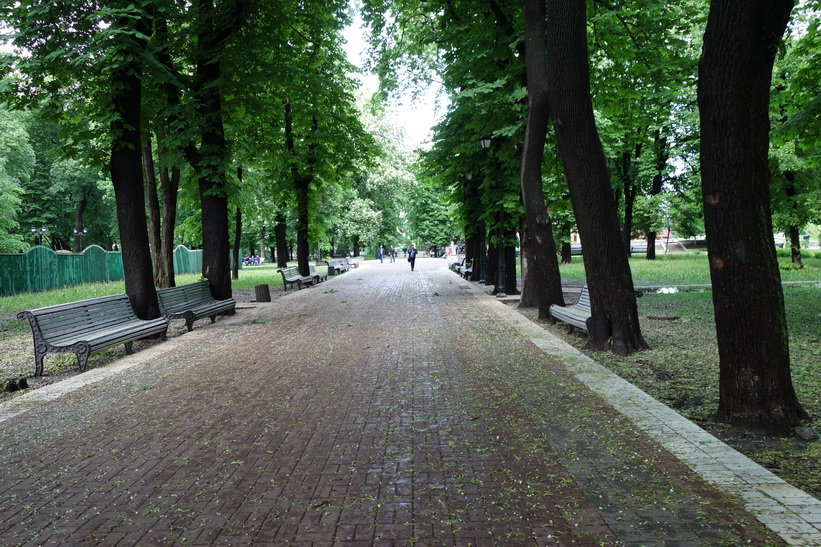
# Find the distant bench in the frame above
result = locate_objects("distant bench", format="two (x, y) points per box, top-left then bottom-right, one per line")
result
(630, 242), (648, 254)
(549, 285), (592, 333)
(278, 266), (314, 290)
(17, 294), (168, 376)
(157, 281), (236, 332)
(309, 265), (328, 283)
(327, 259), (350, 275)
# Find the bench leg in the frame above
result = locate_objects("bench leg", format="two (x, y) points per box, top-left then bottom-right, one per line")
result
(34, 351), (46, 377)
(186, 318), (195, 331)
(124, 341), (134, 355)
(76, 346), (91, 373)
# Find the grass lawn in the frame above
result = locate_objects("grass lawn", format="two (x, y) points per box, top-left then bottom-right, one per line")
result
(534, 252), (821, 499)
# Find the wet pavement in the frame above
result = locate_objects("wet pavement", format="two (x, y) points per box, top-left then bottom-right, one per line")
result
(1, 258), (819, 545)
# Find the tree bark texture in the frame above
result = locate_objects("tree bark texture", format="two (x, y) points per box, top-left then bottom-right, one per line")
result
(518, 220), (539, 308)
(521, 0), (565, 316)
(109, 18), (159, 320)
(190, 0), (240, 302)
(546, 0), (647, 355)
(72, 188), (87, 254)
(275, 209), (289, 268)
(698, 0), (805, 433)
(159, 162), (180, 288)
(141, 138), (169, 288)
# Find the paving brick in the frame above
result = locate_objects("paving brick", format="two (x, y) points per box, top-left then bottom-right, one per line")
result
(0, 260), (800, 545)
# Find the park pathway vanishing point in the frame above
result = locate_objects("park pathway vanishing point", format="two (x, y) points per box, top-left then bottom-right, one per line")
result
(1, 258), (820, 545)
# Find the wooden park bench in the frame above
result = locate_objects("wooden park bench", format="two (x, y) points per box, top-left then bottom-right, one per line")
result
(157, 281), (236, 332)
(327, 259), (350, 275)
(450, 256), (466, 272)
(309, 265), (328, 283)
(549, 285), (592, 333)
(278, 266), (314, 290)
(345, 256), (359, 268)
(570, 244), (583, 256)
(461, 263), (474, 279)
(17, 294), (169, 376)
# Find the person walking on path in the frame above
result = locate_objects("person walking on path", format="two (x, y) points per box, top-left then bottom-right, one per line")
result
(390, 246), (397, 263)
(378, 244), (385, 263)
(407, 243), (417, 271)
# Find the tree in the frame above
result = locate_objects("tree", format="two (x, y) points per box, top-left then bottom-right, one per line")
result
(4, 2), (160, 317)
(770, 6), (821, 267)
(107, 5), (160, 319)
(546, 0), (648, 355)
(697, 0), (806, 433)
(0, 109), (32, 252)
(521, 0), (565, 317)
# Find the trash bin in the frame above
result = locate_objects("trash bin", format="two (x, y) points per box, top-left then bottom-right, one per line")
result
(254, 284), (271, 302)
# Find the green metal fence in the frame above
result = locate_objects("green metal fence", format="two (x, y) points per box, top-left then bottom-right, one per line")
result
(0, 245), (204, 297)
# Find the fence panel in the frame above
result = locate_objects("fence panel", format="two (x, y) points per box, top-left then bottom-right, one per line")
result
(0, 245), (208, 296)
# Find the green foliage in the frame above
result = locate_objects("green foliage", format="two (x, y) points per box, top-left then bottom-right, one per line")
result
(0, 111), (30, 252)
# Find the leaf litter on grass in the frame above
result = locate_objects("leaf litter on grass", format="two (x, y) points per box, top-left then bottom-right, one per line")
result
(515, 284), (821, 500)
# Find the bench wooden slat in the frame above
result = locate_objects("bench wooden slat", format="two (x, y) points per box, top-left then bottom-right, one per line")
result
(549, 285), (593, 333)
(157, 281), (236, 332)
(326, 259), (349, 275)
(309, 265), (328, 283)
(277, 267), (314, 290)
(17, 294), (168, 376)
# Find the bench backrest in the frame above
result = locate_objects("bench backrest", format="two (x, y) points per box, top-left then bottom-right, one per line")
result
(327, 259), (342, 267)
(157, 282), (214, 310)
(18, 294), (139, 341)
(279, 266), (302, 278)
(576, 285), (592, 311)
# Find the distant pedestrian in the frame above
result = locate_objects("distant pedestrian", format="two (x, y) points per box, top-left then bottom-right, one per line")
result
(378, 245), (385, 263)
(407, 243), (418, 271)
(390, 246), (397, 263)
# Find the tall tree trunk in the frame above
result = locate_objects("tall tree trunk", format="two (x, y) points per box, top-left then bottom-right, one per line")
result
(189, 0), (241, 302)
(233, 168), (242, 281)
(546, 0), (647, 355)
(275, 209), (288, 268)
(296, 178), (310, 277)
(646, 129), (668, 261)
(518, 219), (538, 307)
(109, 16), (159, 320)
(784, 173), (803, 268)
(158, 162), (179, 288)
(152, 17), (181, 288)
(521, 0), (565, 315)
(141, 136), (168, 287)
(620, 146), (640, 255)
(72, 188), (87, 254)
(645, 173), (663, 261)
(698, 0), (805, 433)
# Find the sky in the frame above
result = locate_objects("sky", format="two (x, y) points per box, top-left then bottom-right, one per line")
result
(341, 10), (444, 149)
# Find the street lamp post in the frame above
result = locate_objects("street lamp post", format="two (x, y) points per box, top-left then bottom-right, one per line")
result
(31, 226), (47, 246)
(466, 173), (487, 282)
(73, 227), (88, 251)
(480, 135), (506, 297)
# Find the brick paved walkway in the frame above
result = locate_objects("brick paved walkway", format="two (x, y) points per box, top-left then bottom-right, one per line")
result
(0, 258), (813, 545)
